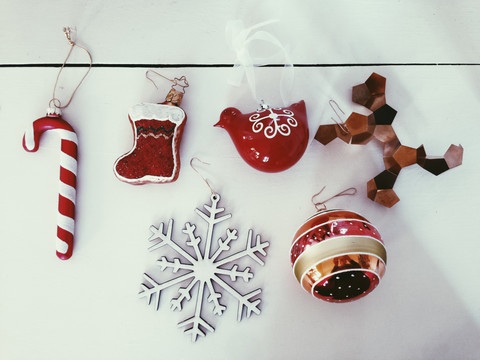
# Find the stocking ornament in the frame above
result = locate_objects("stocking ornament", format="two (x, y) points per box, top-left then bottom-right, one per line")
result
(22, 27), (92, 260)
(114, 72), (189, 184)
(217, 20), (309, 173)
(290, 188), (387, 302)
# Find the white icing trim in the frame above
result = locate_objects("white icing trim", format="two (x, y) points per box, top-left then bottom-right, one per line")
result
(129, 103), (185, 124)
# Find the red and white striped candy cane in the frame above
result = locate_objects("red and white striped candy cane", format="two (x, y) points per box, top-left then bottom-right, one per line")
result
(23, 110), (78, 260)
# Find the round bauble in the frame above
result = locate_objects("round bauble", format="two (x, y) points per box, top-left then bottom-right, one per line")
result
(290, 209), (386, 303)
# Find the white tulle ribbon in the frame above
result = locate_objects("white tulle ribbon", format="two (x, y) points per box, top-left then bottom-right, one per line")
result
(226, 19), (294, 106)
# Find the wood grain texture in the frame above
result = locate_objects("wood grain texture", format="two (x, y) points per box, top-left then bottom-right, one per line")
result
(1, 0), (480, 64)
(0, 1), (479, 359)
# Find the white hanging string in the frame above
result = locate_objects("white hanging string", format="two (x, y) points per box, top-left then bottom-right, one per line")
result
(225, 19), (294, 106)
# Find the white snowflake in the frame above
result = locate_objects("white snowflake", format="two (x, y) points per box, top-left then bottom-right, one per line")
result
(139, 193), (269, 342)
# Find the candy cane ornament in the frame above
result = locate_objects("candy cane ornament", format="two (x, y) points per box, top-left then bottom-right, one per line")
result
(22, 27), (91, 260)
(23, 110), (78, 260)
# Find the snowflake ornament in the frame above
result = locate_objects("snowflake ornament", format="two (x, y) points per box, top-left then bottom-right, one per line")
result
(139, 193), (269, 342)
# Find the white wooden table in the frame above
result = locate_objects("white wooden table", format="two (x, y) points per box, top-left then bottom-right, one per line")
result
(1, 1), (479, 359)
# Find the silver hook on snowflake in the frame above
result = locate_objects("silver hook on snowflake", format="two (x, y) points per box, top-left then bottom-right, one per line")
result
(190, 157), (217, 198)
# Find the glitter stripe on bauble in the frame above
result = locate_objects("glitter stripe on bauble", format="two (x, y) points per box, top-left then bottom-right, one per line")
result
(290, 209), (387, 302)
(23, 111), (78, 260)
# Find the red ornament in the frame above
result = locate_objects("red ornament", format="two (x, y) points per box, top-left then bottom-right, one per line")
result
(114, 88), (187, 184)
(290, 209), (386, 302)
(23, 110), (78, 260)
(215, 100), (309, 172)
(21, 27), (91, 260)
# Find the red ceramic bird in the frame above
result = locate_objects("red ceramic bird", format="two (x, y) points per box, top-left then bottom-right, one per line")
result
(215, 100), (309, 172)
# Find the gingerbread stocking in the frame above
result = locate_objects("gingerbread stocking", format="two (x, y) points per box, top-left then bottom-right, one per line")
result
(114, 87), (187, 185)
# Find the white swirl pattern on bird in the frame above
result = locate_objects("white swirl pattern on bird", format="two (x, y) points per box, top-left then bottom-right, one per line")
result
(249, 107), (297, 139)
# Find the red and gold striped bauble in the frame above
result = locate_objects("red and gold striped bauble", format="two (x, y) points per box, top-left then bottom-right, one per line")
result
(290, 209), (386, 302)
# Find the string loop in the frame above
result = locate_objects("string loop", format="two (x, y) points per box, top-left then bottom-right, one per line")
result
(48, 26), (92, 109)
(226, 19), (293, 106)
(312, 186), (357, 211)
(50, 26), (92, 110)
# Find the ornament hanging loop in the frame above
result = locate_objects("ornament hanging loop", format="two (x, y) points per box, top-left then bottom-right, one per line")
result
(329, 100), (349, 135)
(63, 26), (75, 45)
(190, 157), (216, 197)
(312, 186), (357, 211)
(50, 26), (92, 110)
(145, 70), (189, 94)
(226, 19), (294, 106)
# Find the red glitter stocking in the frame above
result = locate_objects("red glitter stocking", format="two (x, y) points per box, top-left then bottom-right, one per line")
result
(114, 88), (187, 184)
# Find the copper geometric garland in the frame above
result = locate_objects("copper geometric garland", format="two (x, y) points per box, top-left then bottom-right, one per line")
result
(315, 72), (463, 208)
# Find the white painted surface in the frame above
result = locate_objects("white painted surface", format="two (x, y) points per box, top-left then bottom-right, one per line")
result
(1, 1), (479, 359)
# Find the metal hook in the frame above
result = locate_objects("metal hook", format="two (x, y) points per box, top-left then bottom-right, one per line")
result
(190, 157), (215, 195)
(63, 26), (76, 45)
(256, 99), (270, 112)
(145, 70), (189, 93)
(329, 99), (350, 135)
(311, 186), (357, 211)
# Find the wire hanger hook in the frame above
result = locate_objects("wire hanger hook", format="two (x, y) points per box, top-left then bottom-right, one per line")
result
(146, 70), (189, 93)
(190, 157), (216, 197)
(329, 99), (349, 135)
(311, 186), (357, 211)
